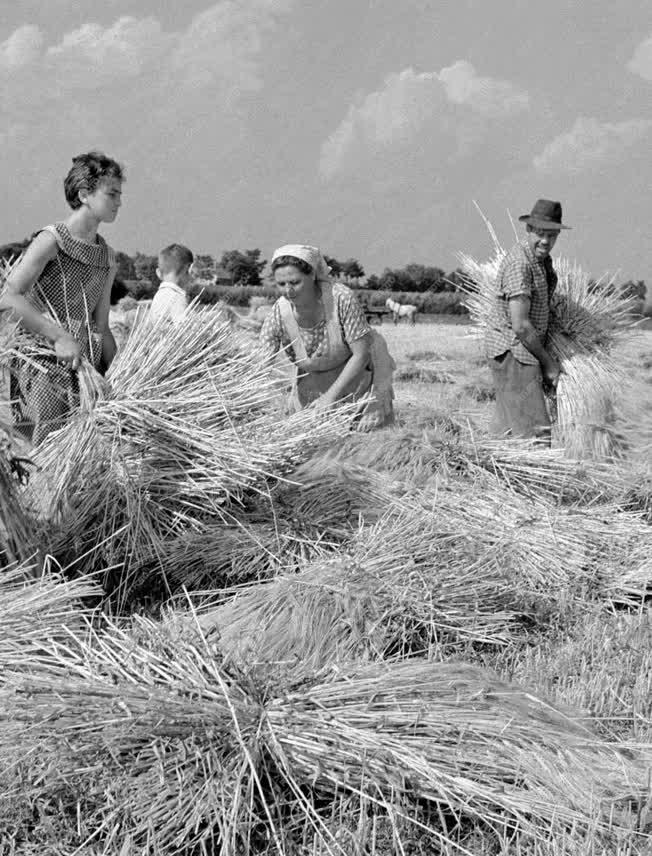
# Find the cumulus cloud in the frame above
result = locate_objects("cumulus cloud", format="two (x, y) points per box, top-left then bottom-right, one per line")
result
(320, 61), (529, 179)
(627, 34), (652, 82)
(439, 60), (529, 116)
(533, 116), (652, 173)
(2, 0), (291, 100)
(0, 24), (43, 71)
(171, 0), (287, 95)
(45, 17), (171, 90)
(0, 1), (294, 223)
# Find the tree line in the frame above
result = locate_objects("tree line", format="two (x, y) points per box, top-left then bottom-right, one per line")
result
(114, 249), (469, 297)
(115, 250), (370, 290)
(0, 237), (648, 304)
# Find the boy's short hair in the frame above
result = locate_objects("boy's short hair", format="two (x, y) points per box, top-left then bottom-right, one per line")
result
(158, 244), (194, 276)
(64, 151), (124, 210)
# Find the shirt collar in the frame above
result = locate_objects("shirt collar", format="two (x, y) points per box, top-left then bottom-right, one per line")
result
(520, 238), (549, 269)
(159, 281), (186, 294)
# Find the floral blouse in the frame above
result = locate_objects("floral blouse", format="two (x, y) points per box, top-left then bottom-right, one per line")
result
(260, 282), (370, 362)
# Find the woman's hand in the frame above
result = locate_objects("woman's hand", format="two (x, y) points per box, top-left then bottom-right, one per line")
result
(54, 332), (81, 370)
(312, 391), (337, 412)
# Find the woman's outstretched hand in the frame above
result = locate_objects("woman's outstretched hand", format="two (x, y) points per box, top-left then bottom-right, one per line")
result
(54, 332), (81, 370)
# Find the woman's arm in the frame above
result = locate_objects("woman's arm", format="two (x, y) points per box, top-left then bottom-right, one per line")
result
(259, 307), (282, 359)
(318, 287), (372, 405)
(320, 332), (372, 405)
(0, 232), (81, 368)
(93, 266), (117, 371)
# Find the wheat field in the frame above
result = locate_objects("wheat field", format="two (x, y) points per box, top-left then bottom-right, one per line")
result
(1, 308), (651, 856)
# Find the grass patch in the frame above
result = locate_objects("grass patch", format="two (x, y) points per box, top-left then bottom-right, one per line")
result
(395, 366), (455, 383)
(462, 382), (495, 402)
(407, 349), (448, 362)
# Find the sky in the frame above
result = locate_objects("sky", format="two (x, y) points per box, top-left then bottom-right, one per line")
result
(1, 0), (651, 283)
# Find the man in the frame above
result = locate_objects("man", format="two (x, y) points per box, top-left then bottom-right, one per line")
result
(485, 199), (570, 442)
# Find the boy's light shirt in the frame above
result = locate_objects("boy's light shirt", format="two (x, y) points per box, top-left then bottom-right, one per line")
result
(150, 281), (189, 323)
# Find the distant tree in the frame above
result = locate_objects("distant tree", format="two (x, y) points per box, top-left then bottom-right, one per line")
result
(341, 258), (365, 284)
(323, 255), (343, 277)
(378, 267), (413, 292)
(376, 264), (447, 293)
(115, 251), (136, 281)
(364, 274), (381, 290)
(125, 279), (158, 300)
(133, 252), (159, 285)
(404, 264), (448, 292)
(445, 268), (468, 291)
(219, 249), (266, 285)
(193, 253), (216, 281)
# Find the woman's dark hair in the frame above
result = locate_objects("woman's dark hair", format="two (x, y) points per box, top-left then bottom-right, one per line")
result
(64, 151), (125, 210)
(271, 255), (313, 276)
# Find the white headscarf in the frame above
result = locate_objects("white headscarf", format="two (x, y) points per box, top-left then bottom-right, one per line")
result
(271, 244), (332, 286)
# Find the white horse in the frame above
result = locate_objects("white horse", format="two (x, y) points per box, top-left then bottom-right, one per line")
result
(386, 297), (417, 325)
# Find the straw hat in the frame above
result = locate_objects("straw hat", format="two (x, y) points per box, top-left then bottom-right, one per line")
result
(519, 199), (571, 230)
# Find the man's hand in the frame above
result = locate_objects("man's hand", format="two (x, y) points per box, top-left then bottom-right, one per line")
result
(542, 359), (561, 391)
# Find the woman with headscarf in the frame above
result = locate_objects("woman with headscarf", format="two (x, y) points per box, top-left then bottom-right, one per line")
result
(260, 244), (394, 430)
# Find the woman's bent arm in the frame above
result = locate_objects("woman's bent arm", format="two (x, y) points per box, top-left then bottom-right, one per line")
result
(0, 232), (82, 367)
(1, 233), (67, 342)
(322, 332), (371, 403)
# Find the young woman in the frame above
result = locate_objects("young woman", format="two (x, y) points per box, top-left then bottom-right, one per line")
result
(260, 244), (394, 429)
(0, 151), (123, 444)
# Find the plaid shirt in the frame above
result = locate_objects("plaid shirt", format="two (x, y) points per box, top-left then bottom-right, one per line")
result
(485, 239), (558, 366)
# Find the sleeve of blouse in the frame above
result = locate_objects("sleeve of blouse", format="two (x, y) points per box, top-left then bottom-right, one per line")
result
(259, 304), (282, 356)
(338, 288), (371, 344)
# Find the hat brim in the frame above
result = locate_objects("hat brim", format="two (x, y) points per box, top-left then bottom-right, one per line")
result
(519, 214), (571, 230)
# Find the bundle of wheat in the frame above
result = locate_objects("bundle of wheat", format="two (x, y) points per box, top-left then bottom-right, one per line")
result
(203, 480), (651, 669)
(34, 307), (357, 606)
(1, 612), (648, 854)
(0, 422), (39, 568)
(266, 661), (650, 848)
(457, 221), (638, 459)
(0, 564), (98, 672)
(328, 425), (627, 506)
(546, 260), (636, 458)
(263, 558), (516, 667)
(134, 456), (399, 597)
(601, 540), (652, 605)
(620, 461), (652, 522)
(0, 263), (40, 566)
(461, 432), (625, 503)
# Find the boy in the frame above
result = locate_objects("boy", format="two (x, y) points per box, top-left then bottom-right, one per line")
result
(150, 243), (194, 323)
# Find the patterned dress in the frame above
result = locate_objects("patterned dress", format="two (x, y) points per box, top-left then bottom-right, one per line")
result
(10, 222), (115, 445)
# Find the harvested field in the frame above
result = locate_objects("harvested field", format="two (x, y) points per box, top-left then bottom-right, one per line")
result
(1, 303), (651, 854)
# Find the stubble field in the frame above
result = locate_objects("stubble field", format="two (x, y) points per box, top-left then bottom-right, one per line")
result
(382, 316), (652, 762)
(1, 308), (651, 855)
